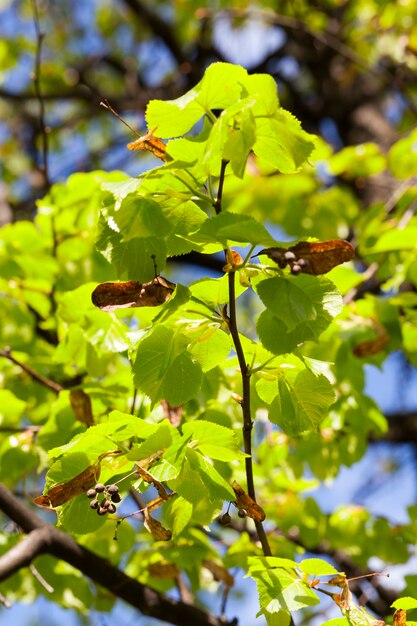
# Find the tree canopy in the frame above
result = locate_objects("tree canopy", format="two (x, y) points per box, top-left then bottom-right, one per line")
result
(1, 2), (417, 626)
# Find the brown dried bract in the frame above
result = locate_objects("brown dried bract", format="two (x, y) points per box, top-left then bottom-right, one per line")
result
(91, 276), (175, 312)
(69, 389), (94, 426)
(202, 559), (234, 587)
(161, 399), (183, 427)
(136, 463), (169, 500)
(149, 561), (180, 579)
(34, 463), (101, 508)
(143, 507), (172, 541)
(127, 127), (168, 162)
(259, 240), (354, 275)
(393, 609), (406, 626)
(232, 480), (266, 522)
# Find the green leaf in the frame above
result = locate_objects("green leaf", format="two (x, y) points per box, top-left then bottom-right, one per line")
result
(189, 325), (231, 372)
(256, 276), (317, 331)
(96, 220), (167, 282)
(298, 558), (339, 576)
(101, 195), (172, 241)
(190, 274), (247, 308)
(188, 448), (235, 501)
(132, 326), (203, 405)
(167, 495), (193, 537)
(146, 63), (250, 136)
(0, 390), (26, 427)
(269, 369), (336, 435)
(257, 275), (342, 355)
(388, 128), (417, 178)
(253, 109), (315, 173)
(182, 420), (247, 461)
(193, 211), (276, 247)
(251, 567), (319, 614)
(391, 596), (417, 610)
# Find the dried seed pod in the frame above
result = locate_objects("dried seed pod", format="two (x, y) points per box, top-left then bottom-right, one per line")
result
(220, 512), (232, 526)
(284, 251), (296, 261)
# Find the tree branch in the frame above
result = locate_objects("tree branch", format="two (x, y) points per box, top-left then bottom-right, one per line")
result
(0, 348), (63, 394)
(0, 485), (236, 626)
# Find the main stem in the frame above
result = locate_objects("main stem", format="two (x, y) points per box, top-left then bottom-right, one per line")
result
(215, 161), (272, 557)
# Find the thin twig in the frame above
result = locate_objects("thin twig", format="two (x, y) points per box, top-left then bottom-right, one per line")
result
(29, 563), (54, 593)
(213, 160), (273, 559)
(0, 348), (63, 394)
(31, 0), (50, 190)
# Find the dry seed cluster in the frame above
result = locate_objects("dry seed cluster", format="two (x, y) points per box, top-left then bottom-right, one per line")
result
(271, 250), (310, 275)
(86, 482), (121, 516)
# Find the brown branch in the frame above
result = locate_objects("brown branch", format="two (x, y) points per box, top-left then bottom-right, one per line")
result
(31, 0), (50, 191)
(0, 348), (63, 394)
(0, 484), (236, 626)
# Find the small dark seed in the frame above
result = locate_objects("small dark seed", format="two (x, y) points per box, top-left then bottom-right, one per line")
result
(101, 499), (110, 509)
(111, 493), (121, 503)
(284, 251), (296, 261)
(107, 503), (117, 514)
(220, 513), (232, 526)
(297, 258), (309, 268)
(86, 488), (97, 499)
(97, 507), (108, 516)
(237, 509), (247, 518)
(107, 485), (119, 495)
(278, 258), (287, 269)
(90, 499), (99, 510)
(95, 483), (106, 493)
(291, 264), (302, 275)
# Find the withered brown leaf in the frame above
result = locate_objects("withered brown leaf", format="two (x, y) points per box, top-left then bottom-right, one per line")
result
(136, 464), (169, 500)
(34, 463), (101, 508)
(232, 480), (266, 522)
(92, 276), (175, 312)
(69, 389), (94, 426)
(258, 240), (354, 275)
(127, 127), (168, 162)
